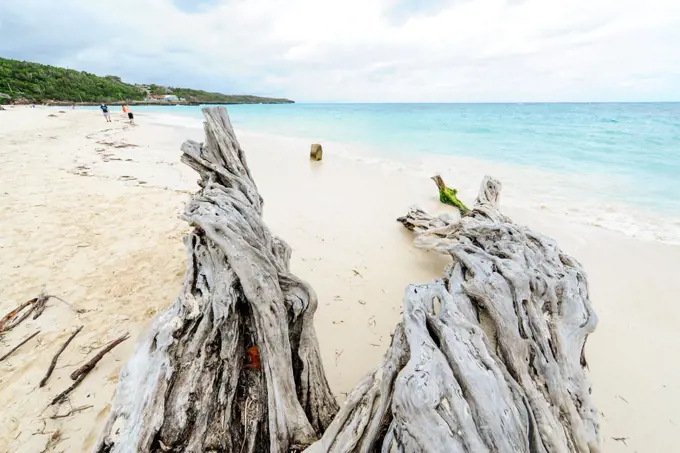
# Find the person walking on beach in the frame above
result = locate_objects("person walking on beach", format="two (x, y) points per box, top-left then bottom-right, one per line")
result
(125, 105), (134, 124)
(101, 103), (111, 122)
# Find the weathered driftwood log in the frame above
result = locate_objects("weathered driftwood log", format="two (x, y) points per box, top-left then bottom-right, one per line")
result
(306, 176), (600, 452)
(94, 108), (338, 453)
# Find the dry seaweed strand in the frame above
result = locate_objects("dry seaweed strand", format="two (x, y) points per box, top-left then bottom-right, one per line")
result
(39, 428), (64, 453)
(31, 293), (51, 319)
(31, 292), (83, 319)
(39, 326), (84, 387)
(44, 294), (87, 314)
(50, 404), (93, 419)
(0, 330), (40, 362)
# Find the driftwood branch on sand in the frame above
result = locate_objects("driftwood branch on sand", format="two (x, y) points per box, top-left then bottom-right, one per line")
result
(51, 333), (130, 407)
(69, 333), (129, 381)
(0, 292), (83, 337)
(0, 330), (40, 362)
(40, 326), (83, 388)
(95, 107), (600, 452)
(0, 298), (37, 334)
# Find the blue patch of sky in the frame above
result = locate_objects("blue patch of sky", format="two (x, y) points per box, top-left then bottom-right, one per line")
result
(170, 0), (222, 14)
(385, 0), (453, 24)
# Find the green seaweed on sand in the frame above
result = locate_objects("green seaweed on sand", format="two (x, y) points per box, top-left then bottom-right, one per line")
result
(431, 175), (469, 215)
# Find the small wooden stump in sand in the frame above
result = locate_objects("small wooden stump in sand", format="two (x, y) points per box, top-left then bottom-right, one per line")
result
(310, 143), (323, 161)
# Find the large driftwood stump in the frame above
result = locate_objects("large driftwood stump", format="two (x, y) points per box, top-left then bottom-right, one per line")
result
(306, 177), (600, 452)
(94, 108), (338, 453)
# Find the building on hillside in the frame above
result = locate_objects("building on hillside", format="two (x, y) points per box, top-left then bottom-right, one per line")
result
(145, 94), (180, 102)
(136, 84), (151, 95)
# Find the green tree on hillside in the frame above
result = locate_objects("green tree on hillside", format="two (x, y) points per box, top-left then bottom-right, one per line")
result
(0, 57), (145, 103)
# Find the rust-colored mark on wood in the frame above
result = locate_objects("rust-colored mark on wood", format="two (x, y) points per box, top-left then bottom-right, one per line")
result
(246, 345), (261, 370)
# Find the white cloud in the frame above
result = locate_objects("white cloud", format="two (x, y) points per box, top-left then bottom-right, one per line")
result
(1, 0), (679, 101)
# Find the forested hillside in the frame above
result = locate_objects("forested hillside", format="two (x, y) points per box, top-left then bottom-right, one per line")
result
(0, 57), (293, 104)
(146, 84), (294, 104)
(0, 58), (144, 103)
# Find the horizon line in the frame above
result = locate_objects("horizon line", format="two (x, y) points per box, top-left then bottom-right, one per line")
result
(242, 100), (680, 105)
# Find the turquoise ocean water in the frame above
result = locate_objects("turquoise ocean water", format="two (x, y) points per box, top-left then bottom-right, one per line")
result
(124, 103), (680, 242)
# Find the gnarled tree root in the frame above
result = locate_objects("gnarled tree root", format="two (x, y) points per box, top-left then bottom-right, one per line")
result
(307, 177), (600, 453)
(94, 108), (338, 453)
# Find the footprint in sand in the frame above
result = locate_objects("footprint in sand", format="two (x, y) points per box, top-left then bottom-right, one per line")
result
(96, 140), (140, 149)
(69, 165), (91, 177)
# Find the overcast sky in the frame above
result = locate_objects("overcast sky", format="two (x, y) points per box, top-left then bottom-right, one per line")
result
(1, 0), (679, 102)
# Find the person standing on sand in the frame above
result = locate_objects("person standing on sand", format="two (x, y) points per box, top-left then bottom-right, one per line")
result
(125, 105), (134, 124)
(101, 103), (111, 122)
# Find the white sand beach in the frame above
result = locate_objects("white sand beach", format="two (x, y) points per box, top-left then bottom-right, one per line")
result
(1, 107), (679, 452)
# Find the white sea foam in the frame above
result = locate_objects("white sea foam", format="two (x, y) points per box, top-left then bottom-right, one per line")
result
(144, 111), (205, 130)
